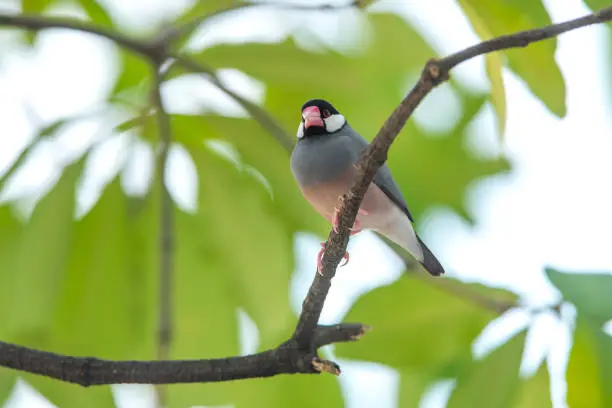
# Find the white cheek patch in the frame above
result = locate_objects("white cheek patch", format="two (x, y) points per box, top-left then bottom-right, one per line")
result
(324, 114), (345, 133)
(296, 122), (305, 139)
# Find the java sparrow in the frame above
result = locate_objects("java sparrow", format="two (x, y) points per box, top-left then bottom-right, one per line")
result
(290, 99), (445, 276)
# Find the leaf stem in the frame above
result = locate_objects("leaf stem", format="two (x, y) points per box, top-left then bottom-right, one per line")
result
(151, 65), (174, 406)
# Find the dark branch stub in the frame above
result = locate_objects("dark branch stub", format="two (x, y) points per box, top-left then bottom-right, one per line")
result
(311, 358), (341, 376)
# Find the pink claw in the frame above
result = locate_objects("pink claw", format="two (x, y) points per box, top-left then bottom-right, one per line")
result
(331, 207), (341, 233)
(317, 243), (350, 276)
(332, 206), (368, 235)
(317, 244), (325, 274)
(340, 251), (350, 266)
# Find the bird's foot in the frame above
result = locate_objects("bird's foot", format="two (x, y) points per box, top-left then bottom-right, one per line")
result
(317, 243), (350, 276)
(331, 206), (368, 235)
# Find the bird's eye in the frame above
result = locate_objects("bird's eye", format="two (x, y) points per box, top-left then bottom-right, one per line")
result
(322, 109), (331, 118)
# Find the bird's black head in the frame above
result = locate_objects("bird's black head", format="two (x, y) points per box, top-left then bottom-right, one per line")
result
(297, 99), (346, 140)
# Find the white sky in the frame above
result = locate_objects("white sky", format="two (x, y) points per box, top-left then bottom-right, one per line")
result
(1, 0), (611, 408)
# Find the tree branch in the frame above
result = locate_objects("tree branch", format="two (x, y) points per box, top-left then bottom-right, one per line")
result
(0, 324), (367, 385)
(0, 14), (154, 57)
(381, 242), (515, 314)
(313, 323), (371, 349)
(0, 4), (610, 386)
(442, 6), (612, 71)
(168, 54), (295, 151)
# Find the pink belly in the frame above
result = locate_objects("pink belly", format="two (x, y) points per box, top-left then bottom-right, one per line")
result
(300, 172), (395, 231)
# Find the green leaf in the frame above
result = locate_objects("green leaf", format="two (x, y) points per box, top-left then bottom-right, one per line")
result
(533, 269), (612, 407)
(25, 178), (157, 408)
(191, 145), (295, 347)
(348, 278), (519, 407)
(49, 180), (157, 358)
(110, 51), (151, 105)
(335, 276), (514, 372)
(1, 119), (72, 193)
(447, 330), (526, 408)
(168, 199), (241, 407)
(0, 171), (158, 407)
(457, 1), (506, 137)
(0, 206), (22, 404)
(513, 364), (553, 408)
(582, 0), (612, 11)
(566, 319), (612, 408)
(388, 91), (509, 223)
(21, 0), (54, 44)
(457, 0), (566, 117)
(174, 0), (241, 22)
(21, 0), (53, 13)
(0, 161), (99, 407)
(2, 161), (81, 343)
(183, 146), (294, 346)
(0, 372), (15, 407)
(168, 115), (328, 235)
(356, 0), (378, 9)
(77, 0), (114, 28)
(170, 0), (240, 48)
(207, 375), (344, 408)
(583, 1), (612, 111)
(546, 268), (612, 325)
(398, 370), (431, 408)
(0, 144), (35, 196)
(168, 144), (338, 407)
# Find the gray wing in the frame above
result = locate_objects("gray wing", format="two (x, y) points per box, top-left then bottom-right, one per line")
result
(373, 163), (414, 222)
(343, 125), (414, 222)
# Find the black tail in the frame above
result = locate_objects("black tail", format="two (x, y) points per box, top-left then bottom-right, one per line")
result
(417, 236), (445, 276)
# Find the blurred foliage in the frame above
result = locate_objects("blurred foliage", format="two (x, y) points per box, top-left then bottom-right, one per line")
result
(583, 0), (612, 111)
(455, 1), (506, 136)
(447, 330), (526, 408)
(336, 277), (515, 372)
(457, 0), (566, 117)
(0, 0), (610, 407)
(547, 269), (612, 407)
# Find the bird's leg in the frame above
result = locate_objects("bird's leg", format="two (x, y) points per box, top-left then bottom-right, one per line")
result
(317, 243), (350, 276)
(332, 206), (369, 235)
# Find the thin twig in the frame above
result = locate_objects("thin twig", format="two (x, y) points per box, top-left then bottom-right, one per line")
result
(151, 66), (174, 406)
(155, 0), (359, 48)
(385, 244), (515, 314)
(416, 272), (513, 314)
(170, 54), (294, 150)
(0, 14), (154, 56)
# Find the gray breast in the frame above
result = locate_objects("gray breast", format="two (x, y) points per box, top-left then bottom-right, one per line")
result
(290, 132), (363, 188)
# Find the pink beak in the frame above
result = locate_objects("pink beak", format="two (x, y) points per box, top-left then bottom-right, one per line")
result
(302, 106), (324, 129)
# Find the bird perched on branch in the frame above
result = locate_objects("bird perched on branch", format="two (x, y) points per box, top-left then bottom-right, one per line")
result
(290, 99), (444, 277)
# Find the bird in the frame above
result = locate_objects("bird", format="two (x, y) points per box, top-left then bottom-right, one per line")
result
(290, 98), (445, 277)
